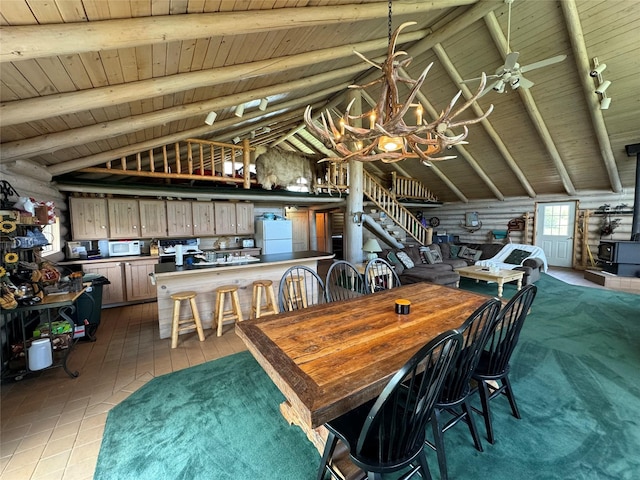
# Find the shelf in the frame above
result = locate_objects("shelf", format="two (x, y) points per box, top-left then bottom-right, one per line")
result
(592, 210), (634, 215)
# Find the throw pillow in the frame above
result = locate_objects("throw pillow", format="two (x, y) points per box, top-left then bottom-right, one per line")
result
(396, 251), (415, 269)
(449, 244), (461, 258)
(438, 242), (451, 259)
(404, 246), (424, 265)
(386, 252), (405, 275)
(504, 248), (532, 265)
(424, 249), (443, 264)
(459, 246), (482, 261)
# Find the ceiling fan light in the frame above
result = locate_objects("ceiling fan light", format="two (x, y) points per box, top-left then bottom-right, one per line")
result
(378, 136), (404, 152)
(595, 80), (611, 94)
(600, 97), (611, 110)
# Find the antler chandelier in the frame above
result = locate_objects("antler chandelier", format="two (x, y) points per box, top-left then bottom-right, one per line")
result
(304, 21), (493, 164)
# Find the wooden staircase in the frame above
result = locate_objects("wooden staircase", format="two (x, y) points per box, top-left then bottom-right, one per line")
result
(363, 171), (435, 246)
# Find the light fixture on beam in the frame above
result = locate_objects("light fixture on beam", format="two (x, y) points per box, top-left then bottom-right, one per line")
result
(204, 111), (217, 125)
(232, 136), (241, 144)
(591, 57), (612, 111)
(303, 19), (491, 165)
(259, 98), (269, 111)
(234, 104), (245, 118)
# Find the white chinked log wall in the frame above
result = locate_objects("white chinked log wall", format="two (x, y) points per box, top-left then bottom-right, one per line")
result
(426, 189), (636, 269)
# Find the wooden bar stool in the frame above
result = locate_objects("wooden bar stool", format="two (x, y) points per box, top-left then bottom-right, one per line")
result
(170, 291), (205, 349)
(285, 275), (307, 310)
(214, 285), (244, 336)
(250, 280), (279, 319)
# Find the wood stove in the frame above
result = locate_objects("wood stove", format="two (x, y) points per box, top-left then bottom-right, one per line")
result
(598, 240), (640, 277)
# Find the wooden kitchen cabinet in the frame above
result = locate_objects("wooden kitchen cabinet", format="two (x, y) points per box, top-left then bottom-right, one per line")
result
(82, 261), (126, 305)
(139, 199), (167, 237)
(191, 201), (216, 236)
(166, 201), (193, 236)
(214, 202), (254, 235)
(214, 202), (236, 235)
(124, 259), (158, 302)
(235, 202), (255, 235)
(108, 199), (141, 238)
(69, 197), (109, 240)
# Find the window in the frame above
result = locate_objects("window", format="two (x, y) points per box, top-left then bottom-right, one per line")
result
(542, 205), (569, 236)
(40, 217), (61, 257)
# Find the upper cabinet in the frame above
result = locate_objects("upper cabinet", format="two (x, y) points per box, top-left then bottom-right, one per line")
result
(166, 201), (193, 237)
(235, 203), (255, 235)
(70, 196), (254, 240)
(139, 200), (167, 238)
(214, 202), (236, 236)
(192, 202), (216, 236)
(69, 197), (109, 240)
(108, 199), (141, 238)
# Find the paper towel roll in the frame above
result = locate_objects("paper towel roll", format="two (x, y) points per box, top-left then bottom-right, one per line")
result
(175, 244), (184, 266)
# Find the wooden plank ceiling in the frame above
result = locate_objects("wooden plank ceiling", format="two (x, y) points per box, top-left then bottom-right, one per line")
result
(0, 0), (638, 203)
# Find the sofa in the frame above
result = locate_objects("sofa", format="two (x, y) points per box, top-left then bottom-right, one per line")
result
(380, 245), (461, 287)
(429, 242), (546, 285)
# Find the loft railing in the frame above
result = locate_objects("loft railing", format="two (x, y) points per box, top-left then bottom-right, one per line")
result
(391, 172), (438, 202)
(79, 138), (255, 189)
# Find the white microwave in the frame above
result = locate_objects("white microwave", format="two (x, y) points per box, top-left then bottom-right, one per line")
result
(108, 240), (141, 257)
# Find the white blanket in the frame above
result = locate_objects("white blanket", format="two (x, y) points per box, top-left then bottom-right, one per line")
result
(475, 243), (548, 272)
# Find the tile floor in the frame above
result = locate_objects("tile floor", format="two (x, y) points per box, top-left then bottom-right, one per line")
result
(0, 267), (623, 479)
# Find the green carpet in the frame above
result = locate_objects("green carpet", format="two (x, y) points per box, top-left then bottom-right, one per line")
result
(96, 274), (640, 479)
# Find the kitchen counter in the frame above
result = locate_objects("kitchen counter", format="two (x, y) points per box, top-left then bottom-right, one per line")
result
(153, 250), (334, 339)
(58, 255), (159, 265)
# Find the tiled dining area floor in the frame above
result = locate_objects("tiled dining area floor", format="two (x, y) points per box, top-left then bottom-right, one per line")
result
(0, 267), (619, 479)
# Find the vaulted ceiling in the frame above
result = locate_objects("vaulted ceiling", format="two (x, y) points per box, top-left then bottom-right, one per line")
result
(1, 0), (638, 204)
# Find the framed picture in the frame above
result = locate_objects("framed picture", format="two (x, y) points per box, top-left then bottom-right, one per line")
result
(465, 211), (479, 227)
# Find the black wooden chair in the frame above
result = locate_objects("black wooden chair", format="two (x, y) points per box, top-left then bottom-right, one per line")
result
(472, 284), (538, 444)
(278, 265), (325, 312)
(324, 260), (366, 302)
(317, 330), (463, 480)
(364, 257), (401, 293)
(427, 297), (502, 480)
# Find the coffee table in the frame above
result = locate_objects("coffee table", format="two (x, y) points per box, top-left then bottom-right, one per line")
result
(455, 265), (525, 298)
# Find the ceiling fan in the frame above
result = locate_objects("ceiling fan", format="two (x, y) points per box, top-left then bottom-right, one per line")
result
(461, 0), (566, 96)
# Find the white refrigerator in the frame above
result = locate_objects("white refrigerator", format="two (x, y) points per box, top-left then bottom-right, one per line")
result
(255, 219), (293, 254)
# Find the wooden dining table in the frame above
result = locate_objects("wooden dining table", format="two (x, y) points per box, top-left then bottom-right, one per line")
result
(235, 282), (493, 451)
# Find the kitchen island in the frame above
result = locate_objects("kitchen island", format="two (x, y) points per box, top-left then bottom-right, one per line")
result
(153, 250), (334, 339)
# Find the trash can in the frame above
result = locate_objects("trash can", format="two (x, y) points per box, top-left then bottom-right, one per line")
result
(72, 274), (110, 341)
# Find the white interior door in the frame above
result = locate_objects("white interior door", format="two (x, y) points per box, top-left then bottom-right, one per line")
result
(535, 201), (576, 267)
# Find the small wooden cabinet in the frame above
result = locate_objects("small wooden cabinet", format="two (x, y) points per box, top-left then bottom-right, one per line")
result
(215, 202), (254, 235)
(139, 200), (167, 237)
(69, 197), (109, 240)
(82, 261), (126, 305)
(124, 259), (158, 302)
(108, 199), (140, 238)
(166, 201), (193, 236)
(235, 202), (255, 235)
(192, 201), (216, 236)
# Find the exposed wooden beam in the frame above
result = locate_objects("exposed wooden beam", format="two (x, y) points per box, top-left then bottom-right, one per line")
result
(431, 45), (534, 199)
(406, 0), (503, 56)
(0, 62), (372, 161)
(484, 12), (576, 196)
(560, 0), (622, 193)
(0, 1), (475, 63)
(0, 30), (427, 127)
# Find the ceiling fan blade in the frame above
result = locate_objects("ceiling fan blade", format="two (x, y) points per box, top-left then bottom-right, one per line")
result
(504, 52), (520, 71)
(520, 54), (567, 73)
(480, 79), (502, 97)
(460, 74), (500, 85)
(517, 75), (535, 89)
